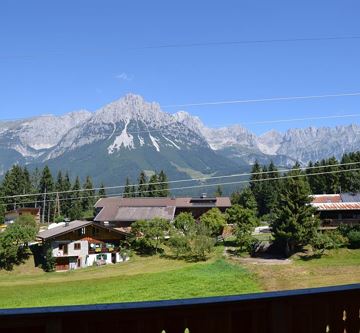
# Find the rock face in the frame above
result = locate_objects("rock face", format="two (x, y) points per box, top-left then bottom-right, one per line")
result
(1, 93), (359, 185)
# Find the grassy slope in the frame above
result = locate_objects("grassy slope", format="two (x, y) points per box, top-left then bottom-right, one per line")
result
(238, 249), (360, 291)
(0, 250), (260, 308)
(0, 248), (359, 309)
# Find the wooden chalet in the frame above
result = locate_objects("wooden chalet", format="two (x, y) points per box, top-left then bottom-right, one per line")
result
(311, 193), (360, 229)
(37, 220), (129, 271)
(4, 207), (41, 225)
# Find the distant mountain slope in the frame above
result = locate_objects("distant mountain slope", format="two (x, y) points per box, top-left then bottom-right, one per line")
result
(1, 94), (360, 187)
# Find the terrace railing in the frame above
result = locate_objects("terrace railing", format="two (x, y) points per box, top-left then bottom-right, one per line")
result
(0, 284), (359, 333)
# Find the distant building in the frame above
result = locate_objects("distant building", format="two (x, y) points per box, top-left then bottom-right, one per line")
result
(4, 207), (41, 225)
(311, 193), (360, 229)
(37, 220), (129, 271)
(93, 195), (231, 229)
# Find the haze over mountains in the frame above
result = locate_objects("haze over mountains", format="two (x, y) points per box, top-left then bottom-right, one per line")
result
(1, 94), (360, 186)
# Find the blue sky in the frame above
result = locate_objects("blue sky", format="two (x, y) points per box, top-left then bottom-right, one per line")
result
(1, 0), (360, 134)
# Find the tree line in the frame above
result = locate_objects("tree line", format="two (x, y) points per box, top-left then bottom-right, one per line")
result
(0, 165), (107, 223)
(230, 151), (360, 256)
(123, 170), (169, 197)
(0, 166), (171, 224)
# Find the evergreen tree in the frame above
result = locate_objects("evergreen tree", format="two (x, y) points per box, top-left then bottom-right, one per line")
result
(137, 171), (148, 197)
(82, 176), (95, 211)
(271, 167), (318, 256)
(98, 183), (107, 198)
(231, 187), (258, 213)
(68, 176), (82, 220)
(157, 170), (169, 197)
(38, 166), (54, 223)
(263, 161), (281, 214)
(249, 161), (264, 215)
(130, 185), (136, 197)
(339, 152), (360, 192)
(148, 174), (159, 197)
(214, 185), (223, 197)
(0, 187), (5, 224)
(123, 177), (131, 198)
(61, 172), (72, 218)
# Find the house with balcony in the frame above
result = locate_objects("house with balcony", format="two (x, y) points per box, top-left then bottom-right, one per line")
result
(311, 193), (360, 229)
(37, 220), (129, 271)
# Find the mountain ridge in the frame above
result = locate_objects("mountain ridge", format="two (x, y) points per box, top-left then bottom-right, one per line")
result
(1, 93), (359, 186)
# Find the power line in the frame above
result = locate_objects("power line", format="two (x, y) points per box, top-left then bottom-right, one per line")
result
(2, 166), (360, 207)
(162, 92), (360, 108)
(1, 160), (359, 200)
(139, 36), (360, 50)
(1, 35), (359, 60)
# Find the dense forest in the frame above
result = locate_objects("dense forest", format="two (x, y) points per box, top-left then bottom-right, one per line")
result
(0, 151), (360, 224)
(0, 167), (170, 224)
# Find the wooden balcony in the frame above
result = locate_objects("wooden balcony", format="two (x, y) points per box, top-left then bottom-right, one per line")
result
(0, 284), (359, 332)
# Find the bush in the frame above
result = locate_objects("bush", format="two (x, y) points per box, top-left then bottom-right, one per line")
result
(347, 230), (360, 249)
(168, 223), (215, 261)
(42, 243), (56, 272)
(310, 232), (336, 255)
(200, 208), (226, 236)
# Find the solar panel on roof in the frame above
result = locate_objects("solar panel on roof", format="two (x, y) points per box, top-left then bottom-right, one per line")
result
(340, 193), (360, 202)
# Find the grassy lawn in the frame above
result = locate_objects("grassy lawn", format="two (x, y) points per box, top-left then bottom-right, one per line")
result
(0, 249), (260, 308)
(237, 248), (360, 291)
(0, 247), (359, 309)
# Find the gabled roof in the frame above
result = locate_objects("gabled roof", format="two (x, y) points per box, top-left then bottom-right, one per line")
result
(311, 194), (341, 204)
(114, 206), (176, 221)
(37, 220), (128, 241)
(37, 220), (92, 240)
(311, 193), (360, 211)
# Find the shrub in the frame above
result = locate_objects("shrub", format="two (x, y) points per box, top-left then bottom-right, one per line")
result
(347, 230), (360, 249)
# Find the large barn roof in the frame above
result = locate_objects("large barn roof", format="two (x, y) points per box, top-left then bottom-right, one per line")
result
(94, 196), (231, 222)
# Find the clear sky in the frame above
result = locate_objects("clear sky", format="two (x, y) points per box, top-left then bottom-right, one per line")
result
(1, 0), (360, 134)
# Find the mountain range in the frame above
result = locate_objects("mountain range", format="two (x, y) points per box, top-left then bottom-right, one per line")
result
(1, 93), (360, 188)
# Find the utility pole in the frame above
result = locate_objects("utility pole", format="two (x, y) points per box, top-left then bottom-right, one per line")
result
(42, 188), (46, 224)
(54, 192), (61, 221)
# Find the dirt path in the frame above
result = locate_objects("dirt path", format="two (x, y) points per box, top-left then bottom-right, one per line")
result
(224, 247), (292, 265)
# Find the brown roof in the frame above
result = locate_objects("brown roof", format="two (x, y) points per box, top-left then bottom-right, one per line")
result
(37, 220), (129, 241)
(114, 206), (175, 221)
(37, 220), (92, 240)
(94, 196), (231, 222)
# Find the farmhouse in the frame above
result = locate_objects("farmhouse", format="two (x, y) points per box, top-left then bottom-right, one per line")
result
(311, 193), (360, 229)
(5, 207), (41, 225)
(94, 195), (231, 228)
(37, 220), (129, 271)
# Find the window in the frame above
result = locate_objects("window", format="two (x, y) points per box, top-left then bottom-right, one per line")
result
(74, 243), (81, 250)
(77, 227), (86, 236)
(92, 227), (99, 236)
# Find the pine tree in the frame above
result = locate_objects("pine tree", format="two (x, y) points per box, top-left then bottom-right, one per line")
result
(38, 166), (54, 223)
(98, 183), (107, 198)
(231, 187), (258, 213)
(68, 176), (82, 220)
(271, 166), (318, 256)
(123, 178), (131, 198)
(130, 185), (136, 197)
(61, 172), (72, 218)
(214, 185), (223, 197)
(148, 174), (159, 197)
(249, 161), (263, 215)
(82, 176), (95, 211)
(157, 170), (169, 197)
(137, 171), (148, 197)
